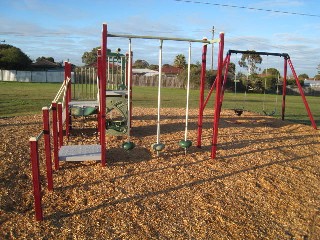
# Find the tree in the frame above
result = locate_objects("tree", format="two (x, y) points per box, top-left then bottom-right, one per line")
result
(298, 73), (309, 80)
(238, 51), (262, 75)
(314, 74), (320, 80)
(174, 54), (186, 69)
(36, 56), (55, 63)
(177, 64), (201, 89)
(82, 47), (101, 66)
(148, 64), (159, 71)
(0, 44), (32, 70)
(228, 62), (236, 76)
(133, 59), (149, 68)
(262, 67), (280, 77)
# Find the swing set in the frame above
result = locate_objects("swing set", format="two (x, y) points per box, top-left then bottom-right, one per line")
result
(206, 49), (318, 159)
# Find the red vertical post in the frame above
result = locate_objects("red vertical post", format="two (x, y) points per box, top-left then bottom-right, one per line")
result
(42, 107), (53, 191)
(97, 49), (102, 136)
(100, 23), (107, 166)
(52, 101), (59, 170)
(287, 58), (317, 129)
(211, 32), (225, 159)
(65, 62), (71, 137)
(58, 102), (63, 148)
(281, 57), (287, 121)
(29, 137), (43, 221)
(196, 41), (208, 148)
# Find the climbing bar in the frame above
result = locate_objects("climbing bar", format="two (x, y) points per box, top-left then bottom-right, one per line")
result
(108, 33), (219, 44)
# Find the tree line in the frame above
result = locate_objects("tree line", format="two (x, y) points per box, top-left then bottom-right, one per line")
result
(0, 44), (62, 70)
(2, 43), (320, 91)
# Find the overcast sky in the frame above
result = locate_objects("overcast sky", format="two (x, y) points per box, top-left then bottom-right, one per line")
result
(1, 0), (319, 77)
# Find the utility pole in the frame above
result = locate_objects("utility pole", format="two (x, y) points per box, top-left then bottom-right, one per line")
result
(211, 26), (215, 71)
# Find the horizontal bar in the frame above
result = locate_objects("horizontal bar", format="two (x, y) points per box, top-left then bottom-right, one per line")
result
(108, 33), (220, 44)
(227, 49), (289, 58)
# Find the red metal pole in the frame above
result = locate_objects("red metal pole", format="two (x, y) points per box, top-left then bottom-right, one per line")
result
(211, 32), (225, 159)
(52, 101), (59, 170)
(196, 42), (208, 148)
(65, 62), (71, 137)
(97, 49), (102, 136)
(58, 102), (63, 148)
(100, 23), (107, 166)
(281, 58), (287, 121)
(203, 55), (229, 109)
(29, 137), (43, 221)
(287, 58), (317, 129)
(42, 107), (53, 191)
(217, 54), (231, 118)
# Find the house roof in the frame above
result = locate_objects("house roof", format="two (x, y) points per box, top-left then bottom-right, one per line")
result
(161, 66), (181, 75)
(32, 59), (60, 68)
(132, 68), (159, 76)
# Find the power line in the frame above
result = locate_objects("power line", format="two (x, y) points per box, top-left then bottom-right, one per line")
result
(174, 0), (320, 18)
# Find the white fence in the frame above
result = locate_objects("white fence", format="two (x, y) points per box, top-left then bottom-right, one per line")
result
(0, 69), (65, 83)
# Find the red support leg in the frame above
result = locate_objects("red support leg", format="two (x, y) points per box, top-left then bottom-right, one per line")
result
(97, 49), (102, 137)
(196, 42), (208, 148)
(29, 138), (43, 221)
(287, 58), (317, 129)
(211, 32), (225, 159)
(52, 101), (59, 170)
(281, 58), (287, 121)
(217, 54), (231, 118)
(203, 55), (229, 109)
(65, 62), (71, 138)
(42, 107), (53, 191)
(100, 23), (107, 166)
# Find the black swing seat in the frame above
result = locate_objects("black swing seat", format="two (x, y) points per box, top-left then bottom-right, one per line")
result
(233, 108), (244, 116)
(262, 110), (276, 116)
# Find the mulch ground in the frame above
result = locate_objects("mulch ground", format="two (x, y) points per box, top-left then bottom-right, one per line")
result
(1, 107), (320, 239)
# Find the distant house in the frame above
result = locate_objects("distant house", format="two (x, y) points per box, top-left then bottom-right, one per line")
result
(161, 66), (182, 76)
(132, 68), (159, 76)
(304, 79), (320, 87)
(32, 59), (62, 70)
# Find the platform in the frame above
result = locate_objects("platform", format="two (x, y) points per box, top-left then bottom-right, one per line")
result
(59, 144), (102, 161)
(69, 100), (98, 108)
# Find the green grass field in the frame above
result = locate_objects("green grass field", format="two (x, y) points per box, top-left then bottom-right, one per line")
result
(1, 81), (319, 126)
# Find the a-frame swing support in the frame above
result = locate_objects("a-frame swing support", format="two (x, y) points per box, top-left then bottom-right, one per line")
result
(207, 49), (317, 159)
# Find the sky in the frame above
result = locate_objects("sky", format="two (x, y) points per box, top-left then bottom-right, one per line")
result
(0, 0), (319, 77)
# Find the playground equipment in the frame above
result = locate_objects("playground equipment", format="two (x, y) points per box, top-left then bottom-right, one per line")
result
(203, 49), (318, 160)
(106, 30), (222, 156)
(29, 23), (224, 221)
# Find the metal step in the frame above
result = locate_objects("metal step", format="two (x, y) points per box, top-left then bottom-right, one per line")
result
(59, 144), (101, 161)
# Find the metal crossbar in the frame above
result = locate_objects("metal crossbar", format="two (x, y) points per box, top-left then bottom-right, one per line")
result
(107, 33), (220, 44)
(227, 49), (289, 59)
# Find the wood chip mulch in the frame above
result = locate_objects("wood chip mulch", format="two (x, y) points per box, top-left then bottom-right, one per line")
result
(1, 107), (320, 239)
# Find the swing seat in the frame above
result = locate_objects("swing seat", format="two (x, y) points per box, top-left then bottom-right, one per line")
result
(152, 143), (165, 152)
(122, 141), (135, 150)
(263, 110), (276, 116)
(179, 140), (192, 149)
(233, 108), (244, 116)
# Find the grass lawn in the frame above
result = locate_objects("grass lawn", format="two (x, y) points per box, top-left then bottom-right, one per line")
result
(1, 82), (319, 126)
